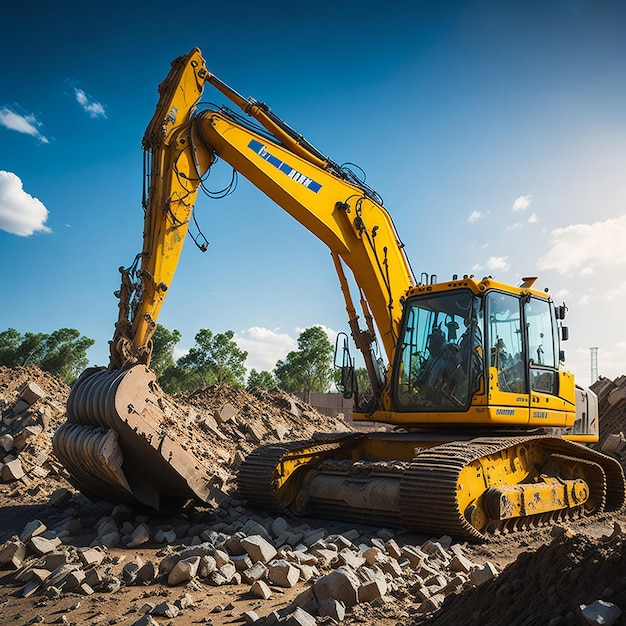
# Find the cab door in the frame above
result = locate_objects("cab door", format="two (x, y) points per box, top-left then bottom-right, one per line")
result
(485, 292), (530, 424)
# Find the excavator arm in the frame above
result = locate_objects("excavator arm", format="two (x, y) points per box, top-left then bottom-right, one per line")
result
(110, 48), (213, 370)
(112, 48), (414, 385)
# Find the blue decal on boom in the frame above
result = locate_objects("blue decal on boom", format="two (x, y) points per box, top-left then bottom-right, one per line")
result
(248, 140), (322, 193)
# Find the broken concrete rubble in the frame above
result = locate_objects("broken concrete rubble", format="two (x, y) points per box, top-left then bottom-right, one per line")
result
(1, 366), (626, 626)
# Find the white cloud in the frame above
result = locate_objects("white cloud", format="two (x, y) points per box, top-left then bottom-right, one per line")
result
(0, 171), (51, 236)
(73, 88), (107, 119)
(295, 324), (339, 345)
(528, 212), (538, 224)
(512, 195), (532, 211)
(0, 107), (49, 143)
(468, 210), (486, 223)
(235, 326), (296, 372)
(486, 256), (510, 272)
(604, 282), (626, 302)
(538, 214), (626, 275)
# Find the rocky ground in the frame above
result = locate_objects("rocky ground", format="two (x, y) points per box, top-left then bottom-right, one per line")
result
(0, 365), (625, 626)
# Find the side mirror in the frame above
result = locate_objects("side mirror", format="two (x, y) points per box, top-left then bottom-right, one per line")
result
(555, 303), (568, 320)
(561, 326), (569, 341)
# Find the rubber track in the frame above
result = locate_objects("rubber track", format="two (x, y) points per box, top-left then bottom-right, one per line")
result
(398, 435), (624, 541)
(238, 433), (624, 541)
(237, 434), (363, 512)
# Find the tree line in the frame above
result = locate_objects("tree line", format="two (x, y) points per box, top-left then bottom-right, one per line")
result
(0, 325), (338, 395)
(151, 325), (335, 394)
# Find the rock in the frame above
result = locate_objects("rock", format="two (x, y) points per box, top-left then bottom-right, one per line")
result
(401, 545), (428, 568)
(314, 567), (361, 607)
(470, 561), (499, 586)
(274, 423), (289, 441)
(580, 600), (622, 626)
(199, 554), (218, 577)
(130, 616), (159, 626)
(168, 556), (200, 585)
(0, 538), (27, 567)
(450, 553), (475, 574)
(151, 602), (180, 618)
(339, 548), (366, 569)
(241, 535), (277, 563)
(78, 547), (106, 567)
(18, 381), (46, 405)
(267, 559), (299, 588)
(136, 560), (158, 585)
(0, 433), (14, 452)
(250, 579), (272, 600)
(243, 560), (268, 584)
(284, 606), (316, 626)
(48, 488), (73, 507)
(127, 523), (151, 548)
(2, 458), (25, 481)
(214, 403), (237, 425)
(29, 535), (61, 555)
(302, 528), (326, 547)
(60, 568), (87, 592)
(154, 528), (177, 544)
(358, 569), (387, 603)
(319, 598), (346, 621)
(13, 426), (42, 450)
(242, 610), (260, 624)
(122, 557), (144, 584)
(99, 532), (121, 549)
(601, 433), (626, 455)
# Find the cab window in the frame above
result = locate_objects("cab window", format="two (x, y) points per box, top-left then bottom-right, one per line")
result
(486, 292), (525, 393)
(525, 297), (559, 395)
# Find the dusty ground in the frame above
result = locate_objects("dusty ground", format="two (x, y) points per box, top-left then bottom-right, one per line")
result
(0, 366), (625, 626)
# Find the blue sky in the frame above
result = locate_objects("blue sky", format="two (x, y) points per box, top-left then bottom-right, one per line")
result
(1, 0), (625, 386)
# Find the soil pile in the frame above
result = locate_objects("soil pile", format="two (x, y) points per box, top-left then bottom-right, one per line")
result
(420, 525), (625, 626)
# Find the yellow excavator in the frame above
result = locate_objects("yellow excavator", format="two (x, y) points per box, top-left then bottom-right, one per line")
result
(53, 48), (624, 540)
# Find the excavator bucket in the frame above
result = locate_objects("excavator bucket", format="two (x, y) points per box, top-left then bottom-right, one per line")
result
(53, 365), (219, 510)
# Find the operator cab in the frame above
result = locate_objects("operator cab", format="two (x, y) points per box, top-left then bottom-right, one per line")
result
(391, 278), (568, 421)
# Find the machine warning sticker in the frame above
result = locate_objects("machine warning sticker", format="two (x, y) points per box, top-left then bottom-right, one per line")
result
(248, 140), (322, 193)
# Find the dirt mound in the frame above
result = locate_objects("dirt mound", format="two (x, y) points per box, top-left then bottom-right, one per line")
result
(420, 526), (625, 626)
(0, 364), (69, 418)
(0, 365), (352, 505)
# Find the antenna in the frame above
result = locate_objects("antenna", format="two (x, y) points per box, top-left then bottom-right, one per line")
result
(590, 346), (598, 384)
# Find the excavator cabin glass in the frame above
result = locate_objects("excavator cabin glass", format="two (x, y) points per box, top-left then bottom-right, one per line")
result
(393, 290), (484, 411)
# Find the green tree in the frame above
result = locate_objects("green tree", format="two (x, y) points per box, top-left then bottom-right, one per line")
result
(274, 326), (333, 394)
(159, 364), (203, 394)
(177, 329), (247, 387)
(150, 325), (181, 378)
(247, 369), (276, 391)
(0, 327), (94, 384)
